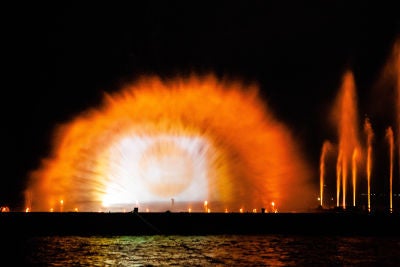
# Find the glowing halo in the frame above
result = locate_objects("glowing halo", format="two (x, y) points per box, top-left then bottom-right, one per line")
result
(26, 75), (314, 212)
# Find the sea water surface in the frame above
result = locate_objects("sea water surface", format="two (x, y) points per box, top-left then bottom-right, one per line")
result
(13, 235), (400, 266)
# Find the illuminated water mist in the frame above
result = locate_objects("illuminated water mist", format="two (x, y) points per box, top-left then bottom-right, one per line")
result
(364, 118), (374, 212)
(26, 75), (314, 212)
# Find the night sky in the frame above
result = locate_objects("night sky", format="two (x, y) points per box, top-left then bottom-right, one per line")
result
(2, 1), (399, 209)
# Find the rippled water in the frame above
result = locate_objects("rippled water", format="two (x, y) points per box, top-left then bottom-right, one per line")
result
(9, 235), (400, 266)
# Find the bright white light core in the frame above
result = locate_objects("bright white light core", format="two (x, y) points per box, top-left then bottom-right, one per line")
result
(102, 135), (210, 208)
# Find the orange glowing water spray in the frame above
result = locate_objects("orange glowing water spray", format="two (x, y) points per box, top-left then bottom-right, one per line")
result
(386, 127), (394, 213)
(333, 71), (360, 209)
(25, 75), (313, 212)
(364, 117), (374, 212)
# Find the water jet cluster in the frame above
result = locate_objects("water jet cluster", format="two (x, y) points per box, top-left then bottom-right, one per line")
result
(319, 39), (400, 212)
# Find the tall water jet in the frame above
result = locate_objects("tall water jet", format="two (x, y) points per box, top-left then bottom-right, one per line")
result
(395, 40), (400, 187)
(386, 126), (394, 212)
(336, 150), (342, 207)
(319, 140), (333, 208)
(364, 117), (374, 212)
(352, 148), (358, 207)
(25, 75), (314, 212)
(332, 70), (361, 209)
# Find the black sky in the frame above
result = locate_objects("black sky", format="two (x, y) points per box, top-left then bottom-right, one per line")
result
(2, 1), (399, 209)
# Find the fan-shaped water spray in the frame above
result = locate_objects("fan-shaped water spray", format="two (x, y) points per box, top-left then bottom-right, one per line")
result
(25, 75), (314, 212)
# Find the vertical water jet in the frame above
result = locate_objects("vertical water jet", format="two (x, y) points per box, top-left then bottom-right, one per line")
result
(319, 141), (333, 208)
(386, 127), (394, 212)
(364, 118), (374, 212)
(352, 148), (358, 207)
(336, 151), (342, 208)
(395, 41), (400, 188)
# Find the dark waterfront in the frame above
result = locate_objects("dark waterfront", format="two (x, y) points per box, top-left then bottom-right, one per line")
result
(2, 212), (400, 266)
(3, 211), (400, 236)
(10, 235), (400, 266)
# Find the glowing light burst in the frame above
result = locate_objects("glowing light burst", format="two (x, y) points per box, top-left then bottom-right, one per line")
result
(103, 135), (210, 206)
(26, 75), (313, 212)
